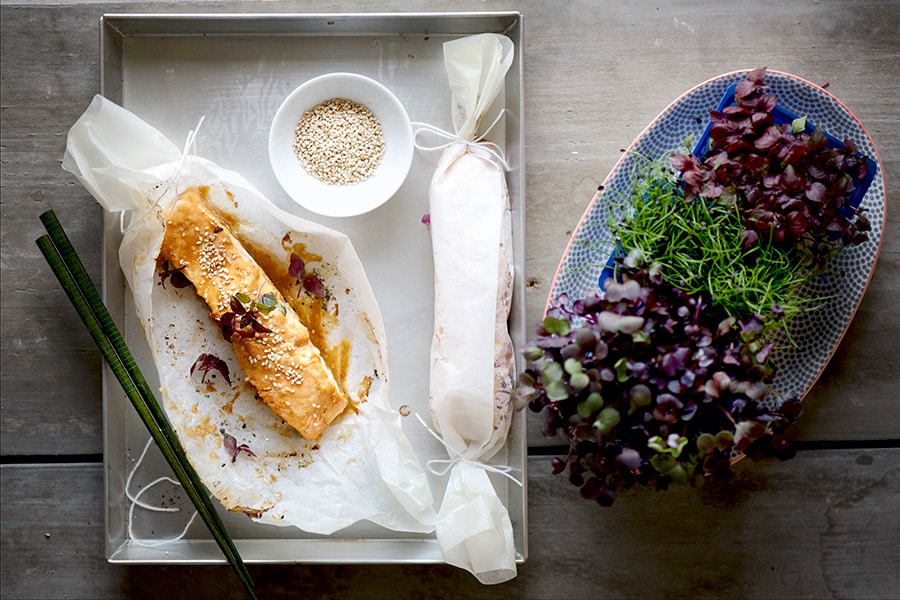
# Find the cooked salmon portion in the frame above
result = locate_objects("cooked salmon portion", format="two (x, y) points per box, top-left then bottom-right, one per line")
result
(159, 186), (347, 440)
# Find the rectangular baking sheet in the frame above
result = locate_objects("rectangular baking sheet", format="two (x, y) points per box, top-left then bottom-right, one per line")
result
(99, 12), (527, 564)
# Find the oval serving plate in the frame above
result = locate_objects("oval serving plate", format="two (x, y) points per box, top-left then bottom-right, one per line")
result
(548, 69), (886, 405)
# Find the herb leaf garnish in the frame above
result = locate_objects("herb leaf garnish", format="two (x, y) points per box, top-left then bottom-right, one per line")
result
(289, 252), (325, 299)
(223, 431), (256, 463)
(516, 67), (869, 506)
(190, 353), (232, 386)
(158, 261), (192, 289)
(214, 292), (285, 340)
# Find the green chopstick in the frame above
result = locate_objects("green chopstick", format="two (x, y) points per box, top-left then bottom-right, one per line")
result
(36, 211), (256, 600)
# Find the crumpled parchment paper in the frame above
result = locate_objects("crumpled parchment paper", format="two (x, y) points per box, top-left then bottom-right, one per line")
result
(63, 95), (436, 535)
(425, 33), (520, 584)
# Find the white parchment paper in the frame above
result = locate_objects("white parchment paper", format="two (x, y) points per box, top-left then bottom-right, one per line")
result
(425, 33), (519, 584)
(62, 95), (436, 535)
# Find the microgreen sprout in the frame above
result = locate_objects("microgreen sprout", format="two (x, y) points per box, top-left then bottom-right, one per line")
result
(289, 253), (325, 299)
(213, 292), (285, 340)
(514, 67), (874, 505)
(671, 67), (870, 255)
(222, 431), (256, 463)
(516, 265), (803, 505)
(608, 155), (822, 334)
(190, 353), (231, 386)
(158, 260), (192, 289)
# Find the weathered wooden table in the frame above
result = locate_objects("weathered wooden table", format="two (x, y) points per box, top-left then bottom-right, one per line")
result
(2, 1), (898, 598)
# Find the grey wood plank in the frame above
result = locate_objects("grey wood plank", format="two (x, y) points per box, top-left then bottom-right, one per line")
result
(1, 1), (107, 456)
(1, 2), (898, 456)
(2, 452), (898, 599)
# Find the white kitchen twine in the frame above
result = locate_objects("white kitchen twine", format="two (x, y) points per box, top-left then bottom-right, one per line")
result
(411, 109), (511, 172)
(125, 437), (199, 548)
(118, 115), (207, 235)
(414, 413), (523, 487)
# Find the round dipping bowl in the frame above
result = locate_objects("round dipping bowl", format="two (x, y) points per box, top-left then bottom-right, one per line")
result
(269, 72), (414, 218)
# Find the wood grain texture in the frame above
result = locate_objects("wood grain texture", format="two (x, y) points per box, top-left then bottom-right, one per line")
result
(2, 453), (898, 599)
(1, 2), (898, 598)
(1, 2), (106, 456)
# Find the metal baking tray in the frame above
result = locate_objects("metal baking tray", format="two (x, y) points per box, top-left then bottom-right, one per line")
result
(99, 12), (526, 564)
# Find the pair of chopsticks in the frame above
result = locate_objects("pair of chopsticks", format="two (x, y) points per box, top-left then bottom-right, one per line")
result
(36, 210), (257, 600)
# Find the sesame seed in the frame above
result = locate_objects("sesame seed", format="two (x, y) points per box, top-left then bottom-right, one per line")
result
(292, 98), (385, 186)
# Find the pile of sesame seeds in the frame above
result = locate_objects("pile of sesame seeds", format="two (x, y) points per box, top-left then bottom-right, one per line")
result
(292, 98), (385, 186)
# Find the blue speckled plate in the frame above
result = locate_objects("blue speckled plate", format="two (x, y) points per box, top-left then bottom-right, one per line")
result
(548, 69), (886, 405)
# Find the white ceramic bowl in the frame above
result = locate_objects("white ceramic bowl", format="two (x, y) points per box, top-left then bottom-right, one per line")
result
(268, 72), (414, 218)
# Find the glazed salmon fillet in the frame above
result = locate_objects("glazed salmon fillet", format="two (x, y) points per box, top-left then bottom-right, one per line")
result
(159, 186), (347, 440)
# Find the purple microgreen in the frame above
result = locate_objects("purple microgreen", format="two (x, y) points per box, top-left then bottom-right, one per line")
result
(190, 353), (232, 386)
(289, 252), (326, 299)
(518, 260), (801, 505)
(302, 273), (325, 298)
(250, 319), (273, 334)
(674, 67), (870, 254)
(288, 253), (305, 280)
(158, 261), (192, 289)
(214, 293), (282, 340)
(222, 432), (256, 463)
(230, 295), (248, 315)
(213, 312), (236, 340)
